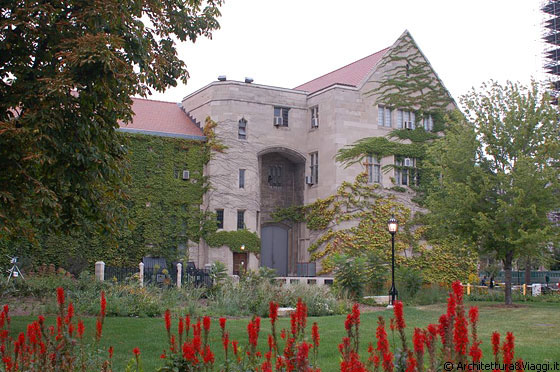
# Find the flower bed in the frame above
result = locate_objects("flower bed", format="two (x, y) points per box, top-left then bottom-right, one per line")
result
(0, 282), (523, 371)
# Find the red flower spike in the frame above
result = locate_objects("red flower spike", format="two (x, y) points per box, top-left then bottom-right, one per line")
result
(312, 322), (320, 348)
(203, 316), (211, 332)
(269, 302), (279, 324)
(133, 347), (140, 356)
(219, 317), (226, 331)
(96, 319), (103, 340)
(100, 291), (107, 318)
(393, 301), (405, 330)
(178, 317), (184, 336)
(492, 332), (501, 357)
(452, 281), (463, 302)
(56, 287), (65, 306)
(108, 346), (114, 359)
(468, 306), (479, 324)
(164, 309), (171, 333)
(413, 328), (425, 354)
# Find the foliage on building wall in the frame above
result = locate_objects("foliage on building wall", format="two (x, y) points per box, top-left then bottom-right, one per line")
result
(205, 229), (260, 253)
(408, 240), (479, 284)
(274, 173), (414, 273)
(338, 33), (454, 188)
(4, 129), (218, 269)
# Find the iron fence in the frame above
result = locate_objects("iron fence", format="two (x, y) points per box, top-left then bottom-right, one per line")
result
(104, 266), (138, 283)
(495, 271), (560, 284)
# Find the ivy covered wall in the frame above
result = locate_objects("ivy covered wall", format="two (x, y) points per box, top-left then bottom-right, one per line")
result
(5, 133), (217, 269)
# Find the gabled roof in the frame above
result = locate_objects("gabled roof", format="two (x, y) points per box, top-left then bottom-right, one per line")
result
(119, 98), (205, 140)
(293, 47), (390, 94)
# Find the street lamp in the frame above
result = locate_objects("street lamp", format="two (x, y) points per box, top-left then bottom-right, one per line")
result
(387, 216), (398, 308)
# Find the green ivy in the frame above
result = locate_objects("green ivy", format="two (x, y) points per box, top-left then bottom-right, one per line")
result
(11, 129), (217, 268)
(205, 229), (261, 253)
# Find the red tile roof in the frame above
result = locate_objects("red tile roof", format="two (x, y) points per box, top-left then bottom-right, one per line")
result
(294, 47), (390, 94)
(120, 98), (204, 138)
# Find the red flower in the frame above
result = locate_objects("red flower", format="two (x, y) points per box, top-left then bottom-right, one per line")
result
(108, 346), (114, 359)
(468, 306), (479, 324)
(296, 342), (311, 368)
(222, 332), (229, 351)
(269, 302), (279, 324)
(203, 316), (211, 332)
(133, 347), (140, 356)
(312, 322), (320, 348)
(446, 294), (456, 317)
(492, 332), (501, 357)
(393, 301), (405, 330)
(406, 353), (417, 372)
(413, 328), (425, 354)
(178, 317), (184, 336)
(65, 302), (74, 324)
(96, 319), (103, 340)
(247, 318), (259, 347)
(203, 345), (214, 364)
(452, 281), (463, 302)
(219, 317), (226, 331)
(164, 310), (171, 333)
(38, 315), (45, 325)
(469, 341), (483, 363)
(100, 291), (106, 318)
(438, 314), (449, 345)
(160, 351), (166, 359)
(57, 287), (65, 306)
(352, 303), (360, 326)
(453, 309), (469, 355)
(76, 319), (85, 338)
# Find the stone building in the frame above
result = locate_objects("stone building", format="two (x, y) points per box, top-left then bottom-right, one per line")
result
(123, 31), (455, 276)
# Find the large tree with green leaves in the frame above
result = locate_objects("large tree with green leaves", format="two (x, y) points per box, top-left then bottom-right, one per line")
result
(0, 0), (223, 239)
(424, 80), (560, 305)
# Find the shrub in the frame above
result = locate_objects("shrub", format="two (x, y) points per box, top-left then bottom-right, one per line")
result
(333, 254), (366, 300)
(395, 266), (423, 301)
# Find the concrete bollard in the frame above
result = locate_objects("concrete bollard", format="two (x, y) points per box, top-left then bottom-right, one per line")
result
(177, 263), (182, 289)
(139, 262), (144, 288)
(95, 261), (105, 281)
(467, 283), (471, 295)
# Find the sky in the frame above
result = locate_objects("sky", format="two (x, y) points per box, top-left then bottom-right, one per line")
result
(147, 0), (545, 104)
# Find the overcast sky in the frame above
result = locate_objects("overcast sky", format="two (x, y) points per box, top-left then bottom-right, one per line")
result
(147, 0), (545, 104)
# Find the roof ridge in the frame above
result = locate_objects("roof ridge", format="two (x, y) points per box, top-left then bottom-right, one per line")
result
(132, 96), (178, 105)
(294, 47), (390, 90)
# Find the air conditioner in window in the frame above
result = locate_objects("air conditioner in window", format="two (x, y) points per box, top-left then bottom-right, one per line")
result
(182, 170), (190, 180)
(274, 117), (283, 126)
(404, 121), (413, 130)
(305, 176), (314, 185)
(311, 118), (319, 128)
(403, 158), (412, 167)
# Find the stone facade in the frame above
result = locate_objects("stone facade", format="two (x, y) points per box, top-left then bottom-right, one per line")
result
(181, 31), (455, 275)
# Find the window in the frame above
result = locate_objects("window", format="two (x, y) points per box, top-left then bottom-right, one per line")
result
(311, 106), (319, 128)
(238, 118), (247, 139)
(310, 152), (318, 184)
(274, 107), (289, 127)
(216, 209), (224, 229)
(422, 114), (433, 131)
(239, 169), (245, 189)
(395, 157), (418, 186)
(267, 165), (282, 187)
(377, 105), (392, 127)
(397, 109), (416, 129)
(237, 210), (245, 230)
(366, 155), (381, 183)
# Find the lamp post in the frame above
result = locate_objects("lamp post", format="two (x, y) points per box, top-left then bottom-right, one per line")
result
(387, 216), (398, 308)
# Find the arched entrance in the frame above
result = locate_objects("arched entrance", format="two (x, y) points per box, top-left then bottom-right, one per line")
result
(258, 147), (305, 276)
(261, 225), (288, 276)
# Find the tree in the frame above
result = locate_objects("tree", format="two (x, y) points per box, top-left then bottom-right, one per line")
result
(0, 0), (223, 239)
(424, 80), (560, 305)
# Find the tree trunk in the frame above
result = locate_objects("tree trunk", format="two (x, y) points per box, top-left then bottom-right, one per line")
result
(524, 257), (531, 286)
(503, 252), (514, 305)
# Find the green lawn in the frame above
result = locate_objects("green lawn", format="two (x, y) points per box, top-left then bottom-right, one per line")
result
(8, 302), (560, 371)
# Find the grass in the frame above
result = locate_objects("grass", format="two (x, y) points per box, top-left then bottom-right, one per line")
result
(7, 301), (560, 371)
